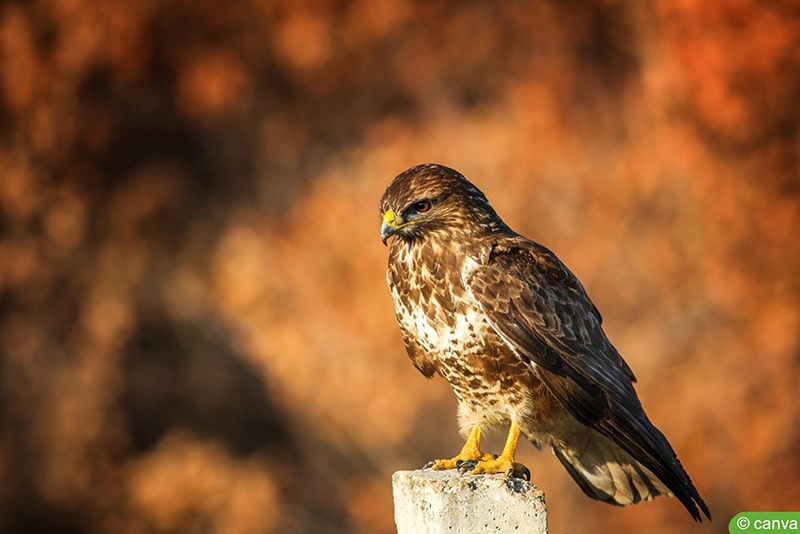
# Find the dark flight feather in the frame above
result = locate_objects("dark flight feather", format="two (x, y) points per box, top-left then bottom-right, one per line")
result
(464, 238), (710, 521)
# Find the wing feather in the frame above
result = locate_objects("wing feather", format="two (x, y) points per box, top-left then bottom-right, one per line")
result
(400, 324), (438, 378)
(464, 235), (710, 521)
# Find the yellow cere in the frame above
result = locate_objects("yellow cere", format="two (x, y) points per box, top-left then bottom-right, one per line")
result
(383, 209), (398, 227)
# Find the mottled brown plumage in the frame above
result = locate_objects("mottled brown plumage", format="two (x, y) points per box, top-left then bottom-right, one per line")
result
(380, 163), (710, 521)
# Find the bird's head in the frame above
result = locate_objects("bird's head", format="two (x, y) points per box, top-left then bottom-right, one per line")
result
(379, 163), (506, 246)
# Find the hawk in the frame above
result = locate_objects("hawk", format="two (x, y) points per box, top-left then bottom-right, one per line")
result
(379, 163), (710, 521)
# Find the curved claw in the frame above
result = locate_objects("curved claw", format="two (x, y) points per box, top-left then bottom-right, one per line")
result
(456, 459), (478, 474)
(507, 463), (531, 481)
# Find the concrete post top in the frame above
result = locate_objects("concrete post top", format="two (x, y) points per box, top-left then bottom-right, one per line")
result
(392, 469), (547, 534)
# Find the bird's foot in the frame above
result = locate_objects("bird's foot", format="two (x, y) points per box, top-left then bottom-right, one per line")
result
(457, 456), (531, 480)
(423, 451), (496, 471)
(423, 425), (496, 471)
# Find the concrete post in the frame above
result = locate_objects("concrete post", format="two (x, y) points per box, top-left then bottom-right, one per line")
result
(392, 469), (547, 534)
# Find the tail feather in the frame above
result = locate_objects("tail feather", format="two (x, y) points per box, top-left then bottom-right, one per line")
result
(542, 407), (711, 521)
(552, 437), (671, 507)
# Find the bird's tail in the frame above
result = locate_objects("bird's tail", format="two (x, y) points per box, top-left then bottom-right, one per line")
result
(551, 431), (673, 507)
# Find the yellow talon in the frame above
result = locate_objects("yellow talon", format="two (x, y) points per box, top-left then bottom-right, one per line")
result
(425, 423), (531, 480)
(466, 422), (530, 479)
(424, 425), (495, 470)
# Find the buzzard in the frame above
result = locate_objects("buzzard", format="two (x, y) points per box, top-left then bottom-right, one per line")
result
(379, 163), (710, 521)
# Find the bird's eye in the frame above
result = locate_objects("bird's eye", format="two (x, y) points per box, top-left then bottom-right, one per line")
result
(412, 200), (431, 213)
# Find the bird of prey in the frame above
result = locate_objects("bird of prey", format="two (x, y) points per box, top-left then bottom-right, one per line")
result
(379, 163), (710, 521)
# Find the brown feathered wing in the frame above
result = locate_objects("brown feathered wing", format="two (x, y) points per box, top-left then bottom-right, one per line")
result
(463, 235), (711, 522)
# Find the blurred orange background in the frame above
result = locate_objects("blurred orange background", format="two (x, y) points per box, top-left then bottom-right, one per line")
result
(1, 1), (798, 533)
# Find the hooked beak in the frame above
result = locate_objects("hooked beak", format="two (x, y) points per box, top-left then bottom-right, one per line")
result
(380, 209), (400, 246)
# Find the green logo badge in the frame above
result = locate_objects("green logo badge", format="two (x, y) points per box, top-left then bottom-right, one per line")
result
(730, 512), (800, 533)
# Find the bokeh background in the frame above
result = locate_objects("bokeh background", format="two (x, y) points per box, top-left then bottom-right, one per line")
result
(1, 0), (798, 532)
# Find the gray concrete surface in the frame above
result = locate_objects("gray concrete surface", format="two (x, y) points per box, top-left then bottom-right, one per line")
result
(392, 469), (547, 534)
